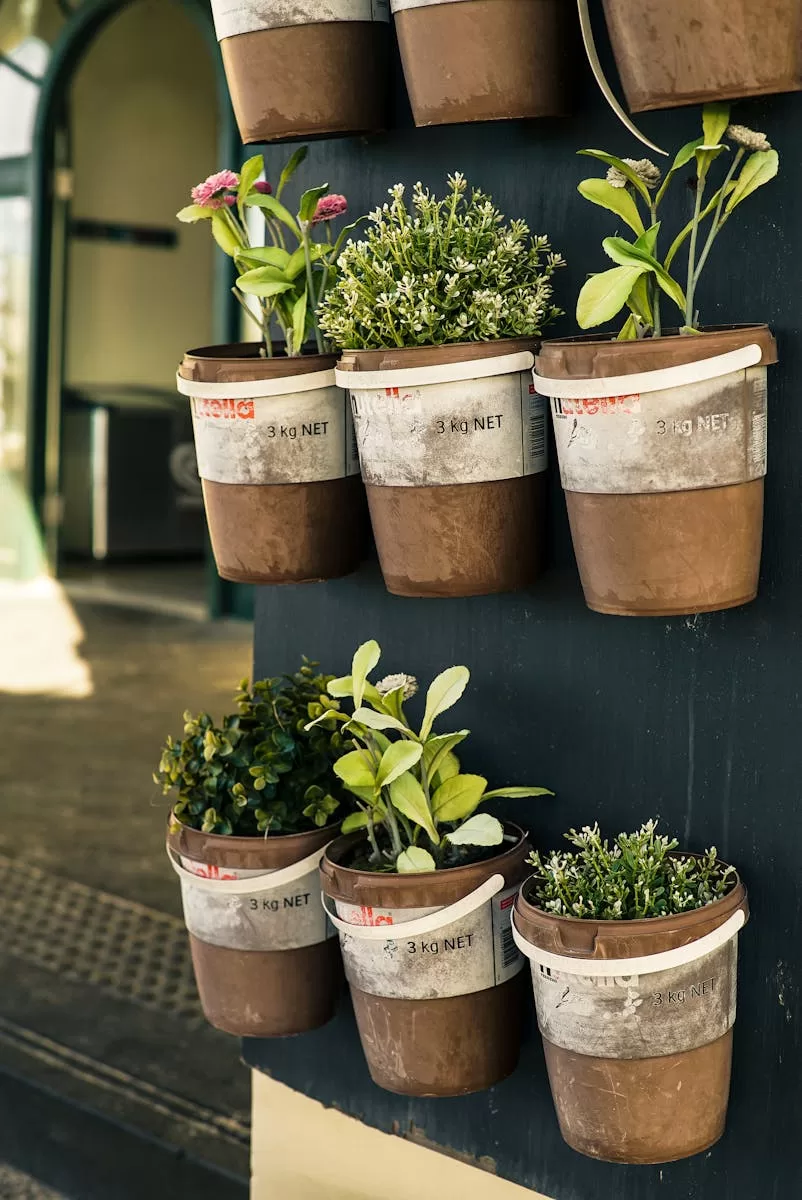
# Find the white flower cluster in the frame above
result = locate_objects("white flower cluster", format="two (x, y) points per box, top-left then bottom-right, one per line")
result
(528, 821), (736, 921)
(318, 173), (565, 350)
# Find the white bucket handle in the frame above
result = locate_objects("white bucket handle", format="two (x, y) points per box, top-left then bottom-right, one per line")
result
(533, 343), (763, 401)
(321, 872), (506, 941)
(177, 368), (337, 401)
(511, 907), (745, 978)
(336, 351), (534, 393)
(166, 840), (332, 894)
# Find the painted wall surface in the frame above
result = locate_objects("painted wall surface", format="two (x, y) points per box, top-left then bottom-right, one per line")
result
(245, 25), (799, 1200)
(65, 0), (217, 390)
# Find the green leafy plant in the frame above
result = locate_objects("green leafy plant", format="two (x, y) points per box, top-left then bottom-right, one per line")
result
(177, 148), (359, 357)
(576, 105), (779, 338)
(528, 821), (737, 920)
(318, 172), (564, 350)
(306, 640), (551, 873)
(155, 660), (351, 836)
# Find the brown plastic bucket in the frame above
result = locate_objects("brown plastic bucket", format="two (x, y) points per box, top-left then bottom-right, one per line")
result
(178, 343), (367, 585)
(535, 325), (778, 617)
(337, 339), (547, 598)
(513, 868), (749, 1163)
(210, 2), (389, 143)
(600, 0), (802, 112)
(320, 826), (531, 1096)
(391, 0), (572, 127)
(167, 820), (342, 1038)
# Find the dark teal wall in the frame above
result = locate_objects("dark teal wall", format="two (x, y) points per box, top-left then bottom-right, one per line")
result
(245, 23), (799, 1200)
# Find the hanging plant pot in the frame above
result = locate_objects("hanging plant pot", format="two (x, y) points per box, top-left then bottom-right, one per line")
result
(209, 0), (390, 143)
(534, 325), (777, 617)
(177, 344), (367, 585)
(320, 826), (531, 1097)
(167, 821), (341, 1037)
(595, 0), (802, 112)
(390, 0), (572, 127)
(512, 865), (749, 1163)
(336, 340), (547, 598)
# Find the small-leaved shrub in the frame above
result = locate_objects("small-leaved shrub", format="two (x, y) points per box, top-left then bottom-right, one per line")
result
(156, 660), (350, 836)
(319, 173), (564, 350)
(528, 821), (736, 920)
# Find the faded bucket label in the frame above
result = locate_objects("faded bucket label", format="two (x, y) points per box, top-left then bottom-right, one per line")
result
(550, 366), (768, 495)
(334, 886), (522, 1000)
(531, 937), (739, 1059)
(211, 0), (389, 40)
(190, 386), (359, 486)
(179, 859), (334, 952)
(348, 372), (547, 487)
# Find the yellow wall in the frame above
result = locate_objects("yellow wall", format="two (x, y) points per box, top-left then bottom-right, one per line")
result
(64, 0), (218, 390)
(250, 1073), (551, 1200)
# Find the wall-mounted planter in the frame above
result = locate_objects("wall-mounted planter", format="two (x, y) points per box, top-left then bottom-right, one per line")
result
(391, 0), (571, 127)
(534, 326), (778, 617)
(512, 867), (749, 1163)
(337, 340), (547, 598)
(209, 0), (390, 143)
(167, 821), (341, 1037)
(320, 826), (530, 1097)
(177, 344), (367, 585)
(594, 0), (802, 112)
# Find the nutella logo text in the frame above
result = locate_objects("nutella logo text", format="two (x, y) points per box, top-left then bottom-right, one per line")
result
(194, 398), (255, 420)
(552, 394), (640, 417)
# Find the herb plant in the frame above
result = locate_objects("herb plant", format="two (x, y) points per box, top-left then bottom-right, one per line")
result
(306, 640), (551, 873)
(178, 148), (358, 357)
(576, 104), (779, 338)
(528, 821), (737, 920)
(318, 173), (564, 350)
(156, 661), (350, 836)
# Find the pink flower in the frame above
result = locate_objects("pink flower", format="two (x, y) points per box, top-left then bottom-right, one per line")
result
(223, 195), (236, 207)
(312, 194), (348, 224)
(253, 180), (273, 195)
(191, 169), (240, 210)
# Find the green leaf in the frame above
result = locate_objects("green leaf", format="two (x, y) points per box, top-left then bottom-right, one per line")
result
(482, 786), (554, 800)
(725, 149), (779, 214)
(578, 150), (651, 204)
(419, 666), (470, 740)
(447, 814), (505, 847)
(245, 192), (300, 236)
(176, 204), (212, 223)
(626, 272), (653, 326)
(431, 750), (460, 790)
(389, 772), (439, 843)
(236, 246), (291, 270)
(286, 242), (324, 280)
(292, 289), (308, 353)
(602, 237), (686, 313)
(664, 183), (736, 269)
(618, 313), (640, 340)
(351, 707), (412, 735)
(333, 749), (376, 792)
(236, 266), (294, 298)
(423, 731), (469, 783)
(431, 774), (487, 823)
(299, 184), (329, 224)
(376, 741), (423, 790)
(238, 154), (264, 210)
(577, 179), (645, 237)
(332, 219), (363, 258)
(576, 264), (646, 330)
(702, 103), (730, 150)
(277, 145), (308, 198)
(397, 847), (436, 874)
(327, 674), (388, 712)
(352, 641), (380, 709)
(671, 136), (705, 175)
(635, 222), (660, 257)
(341, 811), (370, 835)
(211, 212), (241, 257)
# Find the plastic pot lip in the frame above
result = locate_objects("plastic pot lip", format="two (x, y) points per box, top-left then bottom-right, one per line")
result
(539, 324), (772, 349)
(167, 812), (338, 869)
(178, 343), (339, 384)
(336, 336), (540, 373)
(321, 821), (530, 906)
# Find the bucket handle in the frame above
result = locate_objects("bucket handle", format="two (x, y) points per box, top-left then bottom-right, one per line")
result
(165, 840), (332, 894)
(335, 351), (534, 393)
(533, 343), (763, 401)
(321, 873), (506, 941)
(176, 368), (337, 401)
(576, 0), (667, 156)
(511, 908), (745, 978)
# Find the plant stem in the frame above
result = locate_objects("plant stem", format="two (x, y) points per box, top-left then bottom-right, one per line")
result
(365, 812), (381, 865)
(692, 148), (743, 288)
(231, 286), (270, 347)
(649, 203), (662, 337)
(684, 169), (706, 328)
(382, 791), (403, 858)
(301, 225), (324, 355)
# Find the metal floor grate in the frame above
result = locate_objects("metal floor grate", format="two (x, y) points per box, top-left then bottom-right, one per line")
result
(0, 854), (203, 1024)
